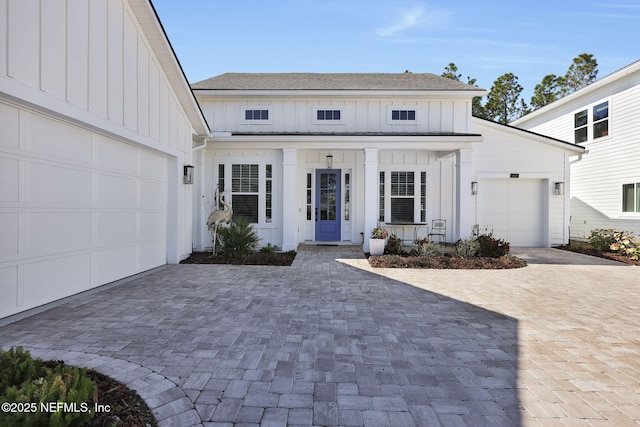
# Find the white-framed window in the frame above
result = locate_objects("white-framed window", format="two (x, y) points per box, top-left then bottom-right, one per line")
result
(313, 107), (343, 124)
(241, 106), (272, 124)
(389, 107), (417, 122)
(622, 182), (640, 213)
(573, 99), (610, 144)
(574, 109), (588, 143)
(593, 101), (609, 139)
(379, 169), (427, 223)
(215, 157), (276, 225)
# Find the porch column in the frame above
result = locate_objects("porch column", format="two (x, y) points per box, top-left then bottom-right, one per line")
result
(455, 148), (473, 241)
(363, 147), (379, 252)
(282, 148), (298, 251)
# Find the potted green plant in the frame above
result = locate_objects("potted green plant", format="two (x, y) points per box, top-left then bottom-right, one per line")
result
(369, 226), (388, 256)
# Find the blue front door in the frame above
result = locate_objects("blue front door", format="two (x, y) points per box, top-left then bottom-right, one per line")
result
(315, 169), (341, 241)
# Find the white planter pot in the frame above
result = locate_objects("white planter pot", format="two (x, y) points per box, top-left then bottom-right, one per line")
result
(369, 238), (385, 256)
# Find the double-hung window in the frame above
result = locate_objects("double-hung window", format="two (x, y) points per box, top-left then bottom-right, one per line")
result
(379, 170), (426, 223)
(232, 164), (260, 223)
(573, 100), (610, 143)
(622, 182), (640, 213)
(574, 109), (588, 143)
(593, 101), (609, 139)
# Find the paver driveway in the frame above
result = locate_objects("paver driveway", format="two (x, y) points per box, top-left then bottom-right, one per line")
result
(0, 246), (638, 426)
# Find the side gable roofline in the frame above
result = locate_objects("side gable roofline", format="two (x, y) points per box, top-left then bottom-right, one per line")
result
(472, 116), (586, 154)
(131, 0), (210, 135)
(512, 59), (640, 126)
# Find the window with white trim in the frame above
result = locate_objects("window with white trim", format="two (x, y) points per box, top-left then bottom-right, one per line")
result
(232, 164), (259, 223)
(241, 106), (271, 123)
(574, 109), (588, 143)
(379, 170), (426, 223)
(622, 182), (640, 213)
(391, 109), (416, 121)
(593, 101), (609, 139)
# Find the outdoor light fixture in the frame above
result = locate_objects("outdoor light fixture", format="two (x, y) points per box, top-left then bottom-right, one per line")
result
(183, 165), (194, 184)
(326, 154), (333, 169)
(471, 181), (478, 195)
(554, 181), (564, 195)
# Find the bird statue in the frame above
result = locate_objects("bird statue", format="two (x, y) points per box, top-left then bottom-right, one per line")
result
(206, 190), (233, 254)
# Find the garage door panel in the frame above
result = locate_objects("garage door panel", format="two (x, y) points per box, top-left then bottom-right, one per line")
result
(478, 179), (546, 247)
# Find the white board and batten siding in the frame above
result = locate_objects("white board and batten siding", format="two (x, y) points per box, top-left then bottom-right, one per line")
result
(0, 0), (206, 318)
(200, 97), (472, 134)
(471, 119), (573, 247)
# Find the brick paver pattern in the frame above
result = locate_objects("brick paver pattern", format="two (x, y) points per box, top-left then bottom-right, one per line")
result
(0, 245), (638, 426)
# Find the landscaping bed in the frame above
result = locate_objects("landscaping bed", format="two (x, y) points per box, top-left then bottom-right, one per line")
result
(180, 251), (296, 266)
(556, 244), (640, 266)
(368, 254), (527, 269)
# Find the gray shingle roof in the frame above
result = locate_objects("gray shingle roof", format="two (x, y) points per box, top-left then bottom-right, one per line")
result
(191, 73), (484, 91)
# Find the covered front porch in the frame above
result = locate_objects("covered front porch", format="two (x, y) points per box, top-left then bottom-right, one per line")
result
(193, 133), (482, 253)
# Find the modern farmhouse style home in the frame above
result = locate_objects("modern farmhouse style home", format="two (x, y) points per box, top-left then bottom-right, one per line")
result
(513, 60), (640, 239)
(0, 0), (210, 318)
(191, 73), (585, 253)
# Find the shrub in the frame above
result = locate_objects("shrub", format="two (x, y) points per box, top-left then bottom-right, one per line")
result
(259, 243), (278, 254)
(477, 233), (510, 258)
(416, 241), (443, 258)
(453, 239), (480, 259)
(0, 347), (96, 427)
(588, 228), (617, 252)
(384, 235), (405, 255)
(217, 216), (260, 259)
(609, 231), (639, 260)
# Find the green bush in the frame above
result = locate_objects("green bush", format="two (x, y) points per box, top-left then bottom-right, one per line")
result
(453, 238), (480, 259)
(259, 243), (278, 254)
(384, 235), (405, 255)
(477, 234), (510, 258)
(588, 228), (617, 252)
(416, 241), (443, 258)
(0, 347), (96, 427)
(217, 216), (260, 259)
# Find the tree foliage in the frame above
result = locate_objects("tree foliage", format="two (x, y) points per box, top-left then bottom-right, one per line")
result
(440, 63), (486, 118)
(562, 53), (598, 95)
(483, 72), (528, 124)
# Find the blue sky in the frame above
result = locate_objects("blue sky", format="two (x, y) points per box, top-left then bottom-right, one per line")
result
(151, 0), (639, 102)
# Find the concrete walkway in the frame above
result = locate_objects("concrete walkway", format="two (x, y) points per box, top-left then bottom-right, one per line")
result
(0, 246), (638, 426)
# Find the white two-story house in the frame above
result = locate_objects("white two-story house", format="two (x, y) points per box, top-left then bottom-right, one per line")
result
(513, 60), (640, 239)
(191, 73), (585, 252)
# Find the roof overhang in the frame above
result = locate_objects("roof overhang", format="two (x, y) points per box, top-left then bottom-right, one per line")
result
(193, 89), (487, 99)
(132, 0), (210, 136)
(207, 132), (483, 151)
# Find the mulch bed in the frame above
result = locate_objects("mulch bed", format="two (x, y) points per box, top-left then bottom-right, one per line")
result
(180, 251), (296, 266)
(42, 360), (156, 427)
(368, 254), (527, 269)
(556, 245), (640, 266)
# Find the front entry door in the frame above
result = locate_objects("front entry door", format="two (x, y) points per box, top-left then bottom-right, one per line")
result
(315, 169), (341, 241)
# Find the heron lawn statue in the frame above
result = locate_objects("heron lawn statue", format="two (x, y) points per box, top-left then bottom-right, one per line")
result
(207, 190), (233, 254)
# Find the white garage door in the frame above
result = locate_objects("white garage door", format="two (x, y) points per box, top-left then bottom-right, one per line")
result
(477, 178), (546, 247)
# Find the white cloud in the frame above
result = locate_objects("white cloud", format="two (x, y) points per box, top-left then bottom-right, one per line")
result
(375, 5), (427, 37)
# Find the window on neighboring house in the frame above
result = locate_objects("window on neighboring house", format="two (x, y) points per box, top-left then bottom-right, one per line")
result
(232, 164), (259, 223)
(316, 109), (341, 121)
(622, 182), (640, 213)
(391, 109), (416, 121)
(574, 109), (588, 143)
(593, 101), (609, 139)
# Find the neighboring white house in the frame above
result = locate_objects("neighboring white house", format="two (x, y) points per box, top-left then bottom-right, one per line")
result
(513, 60), (640, 240)
(0, 0), (209, 318)
(191, 73), (585, 253)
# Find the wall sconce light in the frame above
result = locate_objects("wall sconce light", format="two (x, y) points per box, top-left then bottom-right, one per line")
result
(554, 181), (564, 195)
(326, 154), (333, 169)
(471, 181), (478, 195)
(183, 165), (194, 184)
